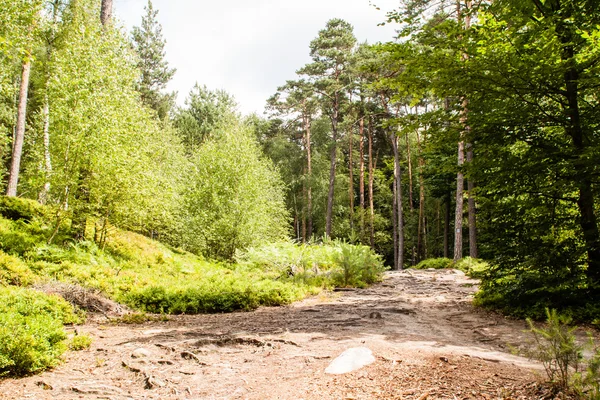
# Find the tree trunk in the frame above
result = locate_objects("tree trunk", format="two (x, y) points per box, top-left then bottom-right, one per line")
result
(406, 132), (414, 211)
(6, 59), (32, 197)
(325, 96), (339, 238)
(466, 146), (477, 258)
(454, 140), (465, 261)
(348, 125), (354, 230)
(416, 129), (426, 262)
(392, 173), (398, 270)
(444, 191), (451, 259)
(359, 116), (365, 233)
(304, 112), (313, 240)
(392, 133), (404, 270)
(368, 116), (375, 249)
(100, 0), (113, 25)
(454, 0), (471, 261)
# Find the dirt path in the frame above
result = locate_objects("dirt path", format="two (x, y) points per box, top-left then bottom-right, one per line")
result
(1, 269), (553, 399)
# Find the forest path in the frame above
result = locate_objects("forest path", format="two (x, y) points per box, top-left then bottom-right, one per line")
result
(1, 269), (551, 399)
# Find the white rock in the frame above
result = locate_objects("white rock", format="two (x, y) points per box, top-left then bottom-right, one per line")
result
(325, 347), (375, 374)
(131, 348), (152, 358)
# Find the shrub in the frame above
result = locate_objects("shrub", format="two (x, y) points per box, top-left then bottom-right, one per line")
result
(0, 250), (35, 286)
(0, 287), (81, 376)
(0, 196), (45, 222)
(525, 309), (600, 397)
(331, 241), (385, 288)
(456, 257), (489, 278)
(237, 240), (386, 289)
(69, 334), (92, 351)
(413, 258), (454, 270)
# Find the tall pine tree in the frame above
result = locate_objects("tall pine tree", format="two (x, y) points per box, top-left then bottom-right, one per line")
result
(132, 0), (176, 120)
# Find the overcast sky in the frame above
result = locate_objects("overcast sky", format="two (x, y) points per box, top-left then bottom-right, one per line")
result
(113, 0), (400, 115)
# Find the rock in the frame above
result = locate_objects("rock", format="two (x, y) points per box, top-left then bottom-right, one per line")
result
(453, 269), (466, 276)
(35, 381), (53, 390)
(144, 376), (166, 389)
(325, 347), (376, 374)
(131, 347), (152, 358)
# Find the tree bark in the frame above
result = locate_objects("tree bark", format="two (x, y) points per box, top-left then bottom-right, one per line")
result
(416, 129), (426, 262)
(325, 94), (339, 238)
(466, 146), (477, 258)
(6, 59), (32, 197)
(454, 0), (471, 261)
(100, 0), (113, 26)
(444, 191), (451, 259)
(406, 132), (414, 211)
(348, 125), (354, 230)
(454, 140), (465, 261)
(304, 112), (313, 240)
(359, 116), (365, 232)
(392, 132), (404, 270)
(368, 116), (375, 249)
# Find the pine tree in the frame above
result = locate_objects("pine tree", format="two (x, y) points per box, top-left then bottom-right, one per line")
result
(131, 0), (176, 120)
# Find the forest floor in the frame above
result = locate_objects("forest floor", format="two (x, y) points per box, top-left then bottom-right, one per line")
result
(0, 269), (569, 399)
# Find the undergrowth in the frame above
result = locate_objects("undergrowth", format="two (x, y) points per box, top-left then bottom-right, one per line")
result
(412, 257), (489, 278)
(525, 309), (600, 398)
(0, 286), (82, 376)
(0, 196), (386, 376)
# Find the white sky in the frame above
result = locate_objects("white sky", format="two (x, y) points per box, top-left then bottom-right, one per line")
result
(113, 0), (400, 115)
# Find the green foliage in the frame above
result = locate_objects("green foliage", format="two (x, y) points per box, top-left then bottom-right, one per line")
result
(413, 257), (454, 270)
(331, 241), (385, 288)
(181, 120), (289, 260)
(68, 334), (92, 351)
(455, 257), (489, 278)
(0, 196), (45, 222)
(131, 0), (176, 120)
(237, 240), (386, 289)
(0, 249), (35, 286)
(0, 286), (81, 376)
(526, 309), (600, 397)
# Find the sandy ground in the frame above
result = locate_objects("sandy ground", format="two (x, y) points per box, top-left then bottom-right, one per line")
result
(0, 269), (564, 399)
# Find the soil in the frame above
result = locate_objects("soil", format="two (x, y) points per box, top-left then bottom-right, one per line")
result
(0, 269), (568, 399)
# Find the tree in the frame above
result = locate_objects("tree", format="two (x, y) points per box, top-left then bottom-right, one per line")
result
(131, 0), (176, 120)
(181, 119), (289, 260)
(298, 19), (356, 238)
(5, 0), (43, 197)
(173, 84), (237, 153)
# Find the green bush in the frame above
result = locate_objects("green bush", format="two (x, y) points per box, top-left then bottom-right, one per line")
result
(525, 309), (600, 397)
(0, 250), (35, 286)
(456, 257), (489, 278)
(69, 334), (92, 351)
(331, 241), (385, 288)
(413, 258), (454, 270)
(0, 287), (82, 376)
(237, 240), (386, 289)
(0, 196), (45, 223)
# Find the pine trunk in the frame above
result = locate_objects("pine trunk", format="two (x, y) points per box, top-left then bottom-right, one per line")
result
(392, 133), (404, 270)
(359, 117), (365, 233)
(466, 146), (477, 258)
(6, 59), (32, 197)
(368, 116), (375, 249)
(348, 126), (354, 230)
(406, 133), (414, 211)
(325, 95), (339, 238)
(305, 113), (313, 240)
